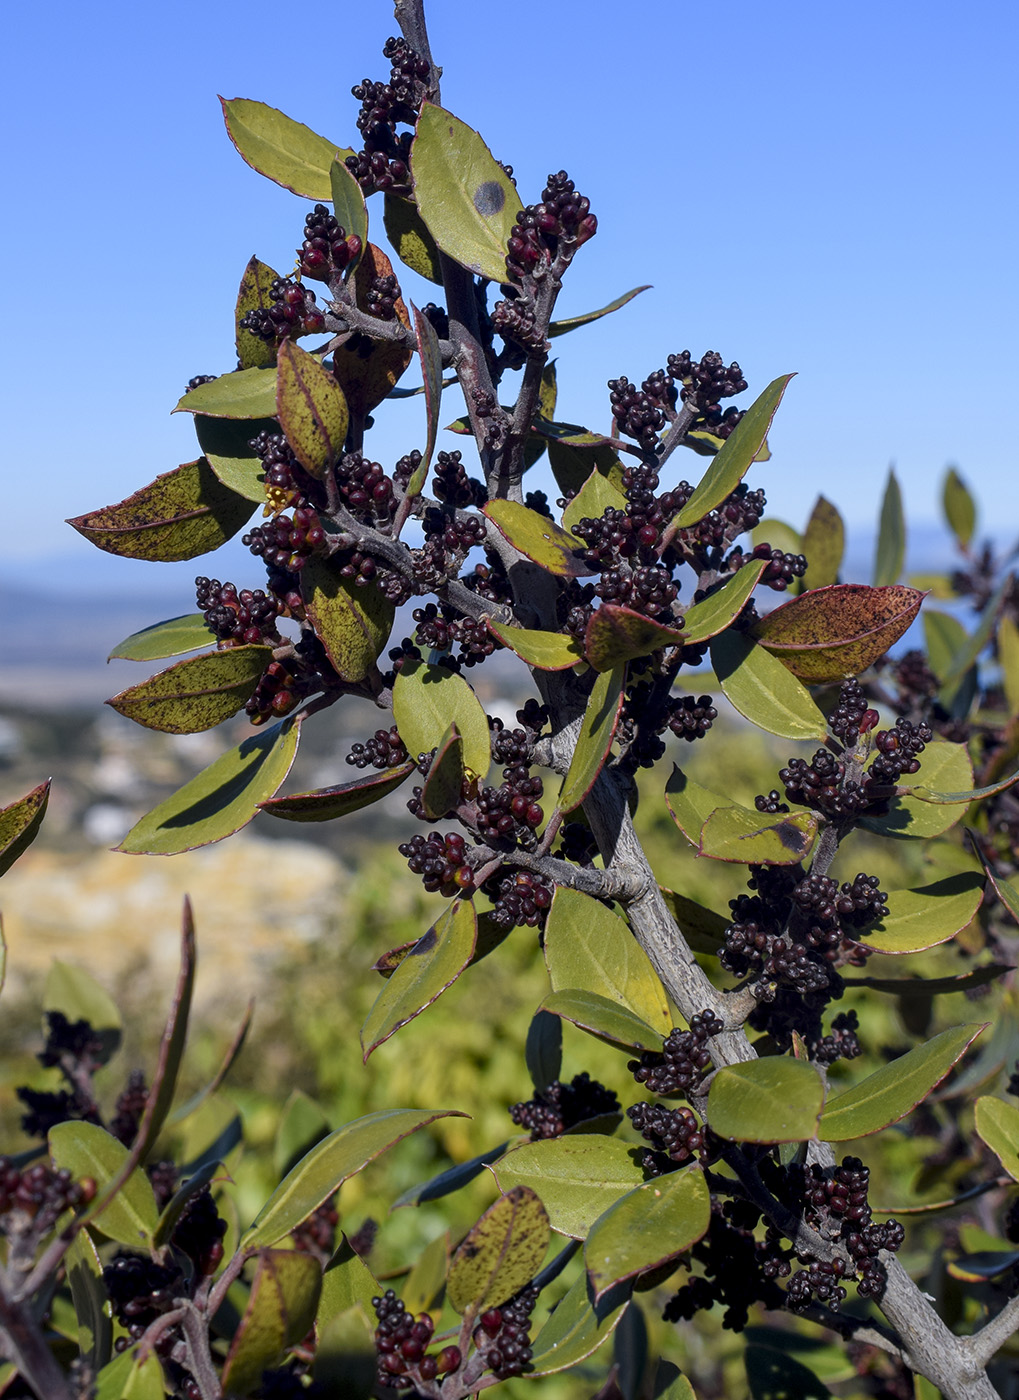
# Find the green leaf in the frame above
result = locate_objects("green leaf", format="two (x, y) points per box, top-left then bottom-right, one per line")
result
(860, 873), (984, 954)
(44, 961), (121, 1064)
(872, 467), (905, 586)
(302, 556), (394, 684)
(541, 989), (666, 1052)
(707, 1059), (825, 1142)
(560, 467), (627, 534)
(939, 575), (1011, 707)
(664, 766), (727, 846)
(174, 365), (278, 419)
(319, 1234), (383, 1327)
(586, 606), (685, 672)
(421, 724), (464, 819)
(393, 1141), (513, 1209)
(844, 965), (1010, 996)
(974, 1096), (1019, 1181)
(527, 1010), (563, 1094)
(529, 1271), (631, 1375)
(670, 376), (794, 529)
(258, 762), (415, 822)
(544, 889), (671, 1037)
(95, 1350), (164, 1400)
(194, 413), (277, 503)
(651, 1361), (697, 1400)
(108, 614), (217, 663)
(711, 631), (829, 741)
(221, 1248), (322, 1396)
(486, 620), (584, 671)
(548, 286), (651, 339)
(751, 585), (924, 684)
(409, 303), (444, 495)
(699, 805), (819, 866)
(274, 1090), (330, 1180)
(585, 1168), (711, 1300)
(943, 466), (976, 550)
(558, 665), (626, 812)
(393, 658), (490, 780)
(681, 561), (766, 644)
(411, 103), (519, 281)
(485, 499), (592, 577)
(117, 716), (300, 854)
(999, 615), (1019, 715)
(657, 888), (728, 954)
(801, 496), (844, 590)
(66, 1230), (112, 1370)
(244, 1109), (464, 1249)
(402, 1229), (449, 1316)
(902, 768), (1019, 804)
(276, 341), (348, 479)
(330, 156), (368, 265)
(106, 645), (270, 734)
(818, 1024), (985, 1140)
(862, 742), (973, 840)
(49, 1122), (159, 1247)
(68, 459), (257, 562)
(220, 97), (352, 199)
(923, 608), (967, 682)
(493, 1135), (646, 1239)
(548, 437), (625, 497)
(361, 900), (477, 1060)
(0, 780), (49, 879)
(141, 897), (197, 1161)
(447, 1186), (550, 1314)
(746, 1346), (831, 1400)
(235, 256), (281, 370)
(383, 193), (443, 283)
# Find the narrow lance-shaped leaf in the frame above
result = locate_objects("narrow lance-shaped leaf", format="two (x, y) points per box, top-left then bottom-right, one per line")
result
(408, 303), (444, 496)
(277, 341), (348, 478)
(670, 375), (794, 529)
(68, 460), (256, 562)
(66, 1231), (112, 1371)
(411, 103), (520, 282)
(548, 286), (651, 338)
(259, 762), (415, 823)
(818, 1024), (985, 1140)
(235, 256), (281, 369)
(220, 97), (352, 199)
(943, 466), (976, 551)
(940, 574), (1011, 706)
(707, 1059), (825, 1142)
(528, 1270), (631, 1376)
(872, 467), (905, 586)
(0, 780), (50, 879)
(585, 1168), (711, 1300)
(558, 664), (625, 812)
(711, 630), (829, 741)
(447, 1187), (551, 1314)
(173, 365), (278, 419)
(106, 646), (271, 734)
(139, 897), (197, 1161)
(801, 495), (844, 589)
(751, 584), (925, 684)
(329, 156), (368, 268)
(108, 615), (217, 663)
(117, 716), (301, 855)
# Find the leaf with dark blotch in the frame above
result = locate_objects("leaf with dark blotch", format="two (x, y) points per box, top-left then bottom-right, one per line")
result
(708, 1059), (825, 1143)
(447, 1186), (550, 1314)
(818, 1024), (985, 1140)
(485, 499), (594, 577)
(109, 614), (218, 663)
(421, 724), (464, 819)
(558, 665), (625, 812)
(560, 464), (626, 533)
(361, 900), (477, 1060)
(541, 989), (665, 1052)
(657, 888), (728, 954)
(243, 1109), (466, 1249)
(235, 256), (281, 369)
(751, 585), (924, 683)
(383, 193), (443, 283)
(195, 413), (277, 503)
(943, 466), (977, 551)
(547, 286), (651, 338)
(681, 560), (766, 644)
(493, 1135), (646, 1240)
(408, 303), (444, 495)
(974, 1096), (1019, 1181)
(276, 341), (348, 479)
(393, 659), (490, 780)
(393, 1141), (514, 1209)
(711, 630), (829, 741)
(0, 780), (49, 878)
(411, 104), (520, 282)
(259, 762), (415, 823)
(221, 1249), (322, 1396)
(664, 766), (729, 846)
(585, 1168), (710, 1300)
(106, 646), (271, 734)
(527, 1010), (563, 1094)
(49, 1122), (159, 1248)
(872, 468), (905, 586)
(220, 97), (352, 199)
(69, 460), (257, 562)
(699, 805), (819, 866)
(173, 365), (278, 418)
(801, 496), (845, 589)
(302, 555), (394, 684)
(585, 605), (685, 672)
(487, 619), (585, 671)
(331, 243), (415, 416)
(529, 1270), (631, 1375)
(670, 376), (794, 529)
(844, 965), (1011, 995)
(329, 157), (368, 266)
(118, 717), (300, 854)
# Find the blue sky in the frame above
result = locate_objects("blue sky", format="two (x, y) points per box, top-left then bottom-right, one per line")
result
(4, 0), (1017, 600)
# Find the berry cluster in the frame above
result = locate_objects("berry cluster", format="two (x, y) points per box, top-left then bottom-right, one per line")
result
(110, 1069), (149, 1146)
(664, 1199), (790, 1332)
(474, 1286), (540, 1379)
(503, 171), (596, 284)
(510, 1073), (619, 1139)
(867, 718), (934, 784)
(628, 1102), (718, 1170)
(828, 678), (879, 744)
(347, 726), (408, 770)
(170, 1187), (228, 1277)
(399, 832), (476, 896)
(667, 694), (718, 742)
(346, 37), (431, 195)
(475, 765), (544, 847)
(630, 1012), (724, 1096)
(608, 375), (670, 452)
(243, 509), (325, 576)
(103, 1252), (184, 1338)
(673, 482), (768, 562)
(668, 350), (748, 437)
(483, 869), (554, 929)
(372, 1289), (460, 1388)
(298, 204), (363, 282)
(239, 277), (325, 342)
(244, 656), (310, 724)
(785, 1157), (905, 1307)
(433, 450), (484, 509)
(336, 452), (397, 524)
(366, 272), (402, 320)
(195, 578), (281, 647)
(0, 1160), (94, 1240)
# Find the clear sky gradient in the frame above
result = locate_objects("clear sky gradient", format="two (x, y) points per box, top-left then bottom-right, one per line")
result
(4, 0), (1017, 599)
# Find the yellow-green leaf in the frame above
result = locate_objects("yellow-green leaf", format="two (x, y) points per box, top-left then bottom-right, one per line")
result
(560, 467), (627, 534)
(0, 780), (50, 879)
(487, 620), (585, 671)
(108, 614), (217, 663)
(801, 496), (845, 590)
(711, 631), (829, 741)
(447, 1186), (550, 1314)
(485, 499), (593, 577)
(393, 658), (490, 780)
(302, 556), (394, 684)
(384, 193), (443, 283)
(276, 341), (348, 479)
(872, 468), (905, 586)
(664, 766), (728, 846)
(529, 1270), (630, 1375)
(585, 1168), (710, 1300)
(974, 1096), (1019, 1181)
(235, 255), (281, 369)
(220, 97), (352, 199)
(548, 286), (651, 339)
(174, 365), (278, 418)
(943, 466), (976, 551)
(709, 1059), (825, 1142)
(195, 413), (277, 503)
(421, 724), (464, 819)
(558, 665), (625, 812)
(49, 1121), (159, 1248)
(862, 741), (973, 840)
(493, 1136), (645, 1239)
(541, 989), (666, 1052)
(699, 805), (819, 865)
(682, 560), (766, 644)
(106, 646), (270, 734)
(860, 873), (984, 954)
(221, 1249), (322, 1396)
